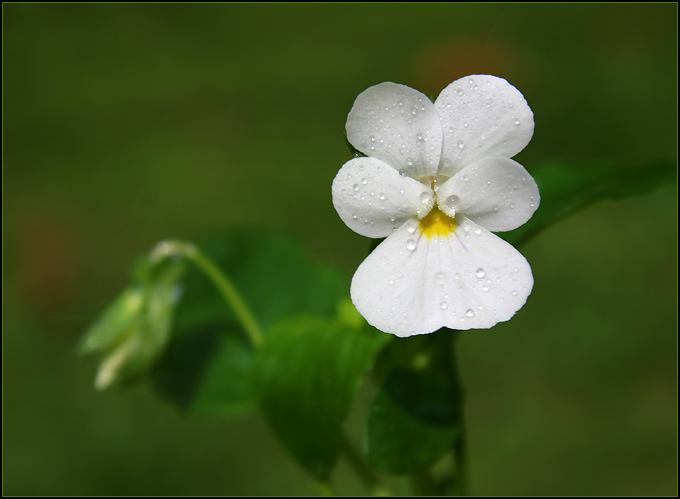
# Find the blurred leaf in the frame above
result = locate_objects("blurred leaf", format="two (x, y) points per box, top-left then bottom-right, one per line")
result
(255, 309), (390, 480)
(502, 160), (676, 246)
(367, 332), (461, 475)
(154, 325), (256, 417)
(152, 230), (349, 417)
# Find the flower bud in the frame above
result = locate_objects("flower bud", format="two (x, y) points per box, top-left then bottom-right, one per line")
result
(79, 257), (185, 390)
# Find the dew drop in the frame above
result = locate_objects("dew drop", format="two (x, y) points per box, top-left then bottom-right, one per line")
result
(396, 271), (403, 278)
(353, 184), (359, 191)
(475, 268), (485, 278)
(514, 119), (520, 126)
(457, 140), (465, 150)
(379, 193), (386, 200)
(444, 195), (459, 210)
(440, 302), (448, 310)
(466, 309), (475, 317)
(435, 272), (446, 285)
(370, 134), (376, 142)
(411, 106), (418, 115)
(407, 224), (416, 234)
(361, 178), (368, 185)
(511, 290), (518, 296)
(474, 227), (482, 235)
(420, 191), (433, 204)
(388, 279), (394, 286)
(482, 285), (490, 292)
(406, 239), (417, 251)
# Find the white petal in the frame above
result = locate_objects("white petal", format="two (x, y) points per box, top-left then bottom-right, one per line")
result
(332, 157), (434, 238)
(346, 82), (443, 180)
(350, 215), (533, 337)
(436, 157), (540, 232)
(435, 75), (534, 177)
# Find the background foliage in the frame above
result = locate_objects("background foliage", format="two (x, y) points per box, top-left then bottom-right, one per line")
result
(4, 3), (676, 495)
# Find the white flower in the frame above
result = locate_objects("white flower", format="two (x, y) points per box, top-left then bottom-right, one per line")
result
(332, 75), (539, 337)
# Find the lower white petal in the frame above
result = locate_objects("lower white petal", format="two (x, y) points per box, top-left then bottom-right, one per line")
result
(350, 215), (533, 337)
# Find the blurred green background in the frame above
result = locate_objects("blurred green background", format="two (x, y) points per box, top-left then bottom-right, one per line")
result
(4, 3), (676, 495)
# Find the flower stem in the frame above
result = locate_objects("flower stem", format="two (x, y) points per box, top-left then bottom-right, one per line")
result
(411, 467), (438, 496)
(448, 331), (468, 496)
(151, 240), (264, 349)
(342, 437), (388, 496)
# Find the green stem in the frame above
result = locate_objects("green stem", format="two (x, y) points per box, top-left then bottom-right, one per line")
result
(151, 240), (264, 348)
(411, 467), (438, 496)
(342, 437), (387, 496)
(448, 331), (468, 496)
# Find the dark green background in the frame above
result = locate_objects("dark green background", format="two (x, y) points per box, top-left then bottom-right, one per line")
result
(4, 4), (676, 495)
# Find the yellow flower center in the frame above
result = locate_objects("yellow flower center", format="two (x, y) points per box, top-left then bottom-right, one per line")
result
(418, 206), (456, 238)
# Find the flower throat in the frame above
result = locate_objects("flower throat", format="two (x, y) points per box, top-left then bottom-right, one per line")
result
(419, 206), (456, 238)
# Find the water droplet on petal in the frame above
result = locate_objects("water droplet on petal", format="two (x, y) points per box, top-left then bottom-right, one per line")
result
(457, 140), (465, 150)
(407, 223), (416, 234)
(475, 268), (485, 278)
(482, 285), (490, 292)
(353, 184), (359, 191)
(514, 119), (520, 126)
(440, 302), (448, 310)
(435, 272), (446, 285)
(361, 178), (368, 185)
(511, 290), (518, 296)
(444, 195), (459, 210)
(406, 239), (417, 251)
(420, 191), (433, 204)
(379, 192), (386, 200)
(466, 309), (475, 317)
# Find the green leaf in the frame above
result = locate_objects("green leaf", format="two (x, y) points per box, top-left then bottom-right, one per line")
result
(151, 230), (350, 417)
(154, 325), (256, 417)
(255, 308), (390, 480)
(502, 160), (676, 246)
(366, 332), (461, 475)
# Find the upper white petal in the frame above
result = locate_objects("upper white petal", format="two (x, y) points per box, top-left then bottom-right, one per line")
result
(332, 157), (434, 238)
(435, 75), (534, 177)
(436, 157), (540, 232)
(346, 82), (443, 180)
(350, 215), (533, 337)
